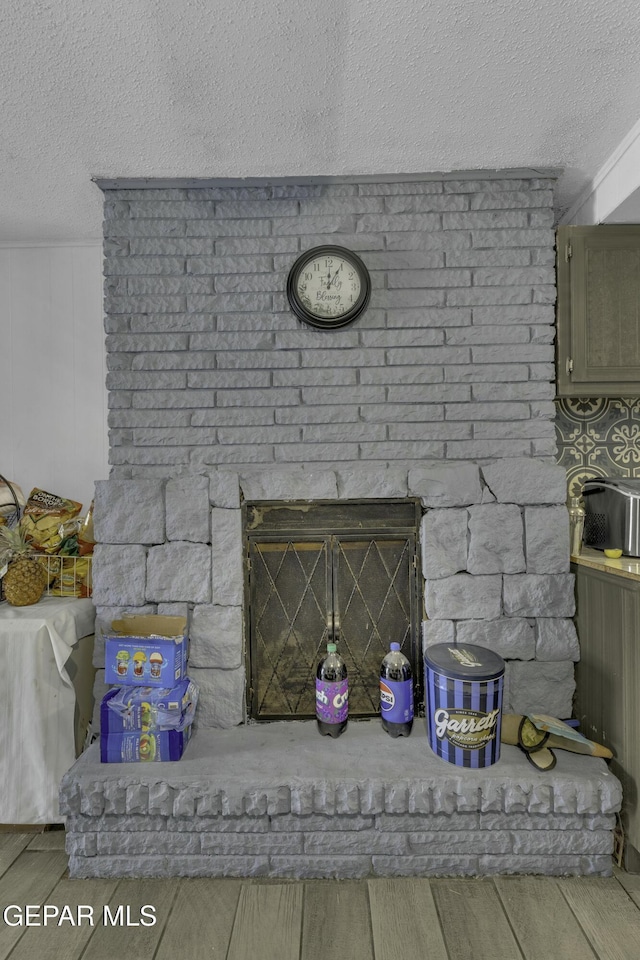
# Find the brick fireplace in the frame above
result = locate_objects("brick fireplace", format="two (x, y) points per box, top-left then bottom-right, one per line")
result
(61, 174), (622, 878)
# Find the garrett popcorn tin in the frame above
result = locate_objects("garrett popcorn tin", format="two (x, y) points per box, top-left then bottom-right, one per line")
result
(424, 643), (504, 768)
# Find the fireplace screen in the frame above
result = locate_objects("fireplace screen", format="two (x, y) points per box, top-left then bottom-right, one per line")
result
(243, 500), (421, 721)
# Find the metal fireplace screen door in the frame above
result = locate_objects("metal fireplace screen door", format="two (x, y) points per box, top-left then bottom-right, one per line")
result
(244, 501), (421, 721)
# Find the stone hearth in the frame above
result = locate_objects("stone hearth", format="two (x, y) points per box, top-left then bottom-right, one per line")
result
(62, 721), (621, 879)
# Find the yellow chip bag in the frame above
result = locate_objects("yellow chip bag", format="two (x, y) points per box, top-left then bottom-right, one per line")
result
(50, 557), (92, 597)
(20, 488), (82, 554)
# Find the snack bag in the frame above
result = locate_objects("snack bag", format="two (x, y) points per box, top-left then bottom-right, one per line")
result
(20, 488), (82, 554)
(49, 556), (93, 597)
(55, 503), (96, 558)
(77, 501), (95, 556)
(37, 554), (61, 587)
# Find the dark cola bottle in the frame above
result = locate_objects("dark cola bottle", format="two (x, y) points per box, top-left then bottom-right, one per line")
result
(380, 642), (414, 737)
(316, 642), (348, 738)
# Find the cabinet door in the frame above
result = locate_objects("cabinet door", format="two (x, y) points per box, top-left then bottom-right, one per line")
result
(573, 563), (640, 865)
(556, 225), (640, 396)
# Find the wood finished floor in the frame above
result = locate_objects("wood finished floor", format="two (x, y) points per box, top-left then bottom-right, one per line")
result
(1, 831), (640, 960)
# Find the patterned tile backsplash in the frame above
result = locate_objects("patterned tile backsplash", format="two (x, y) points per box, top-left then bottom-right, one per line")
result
(555, 398), (640, 496)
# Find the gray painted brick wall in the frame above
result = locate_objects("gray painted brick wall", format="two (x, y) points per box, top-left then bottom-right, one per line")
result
(94, 176), (574, 732)
(102, 176), (557, 475)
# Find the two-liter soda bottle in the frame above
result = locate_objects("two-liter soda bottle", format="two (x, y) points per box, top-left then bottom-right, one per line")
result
(316, 642), (348, 737)
(380, 642), (413, 737)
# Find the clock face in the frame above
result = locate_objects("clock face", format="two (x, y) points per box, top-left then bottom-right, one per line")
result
(287, 246), (371, 329)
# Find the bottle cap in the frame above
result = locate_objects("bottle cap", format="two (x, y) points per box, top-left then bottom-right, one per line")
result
(390, 642), (400, 651)
(327, 643), (337, 653)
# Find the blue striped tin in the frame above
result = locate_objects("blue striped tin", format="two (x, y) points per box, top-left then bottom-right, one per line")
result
(424, 643), (505, 768)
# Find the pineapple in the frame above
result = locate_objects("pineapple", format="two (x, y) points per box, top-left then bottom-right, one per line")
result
(0, 525), (47, 606)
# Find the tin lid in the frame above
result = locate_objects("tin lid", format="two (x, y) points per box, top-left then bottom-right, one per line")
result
(424, 642), (505, 681)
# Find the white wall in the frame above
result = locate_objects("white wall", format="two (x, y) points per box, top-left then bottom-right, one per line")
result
(0, 242), (109, 513)
(560, 115), (640, 225)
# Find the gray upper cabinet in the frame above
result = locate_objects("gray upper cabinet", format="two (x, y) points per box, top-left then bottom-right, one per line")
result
(556, 225), (640, 396)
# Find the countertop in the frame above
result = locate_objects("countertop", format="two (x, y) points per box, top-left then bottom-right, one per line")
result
(571, 545), (640, 582)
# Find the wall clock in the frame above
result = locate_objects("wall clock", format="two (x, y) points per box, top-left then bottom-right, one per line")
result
(286, 245), (371, 329)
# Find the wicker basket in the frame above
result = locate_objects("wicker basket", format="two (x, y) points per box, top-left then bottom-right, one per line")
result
(0, 473), (21, 529)
(0, 474), (20, 603)
(0, 474), (93, 602)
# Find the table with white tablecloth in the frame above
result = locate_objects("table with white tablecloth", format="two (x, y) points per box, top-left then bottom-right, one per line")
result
(0, 596), (95, 824)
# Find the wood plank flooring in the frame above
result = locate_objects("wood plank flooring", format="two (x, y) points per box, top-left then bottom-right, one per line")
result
(2, 831), (640, 960)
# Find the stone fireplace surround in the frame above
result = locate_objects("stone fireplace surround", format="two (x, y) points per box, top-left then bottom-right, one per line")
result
(61, 174), (622, 878)
(89, 457), (582, 729)
(61, 457), (622, 879)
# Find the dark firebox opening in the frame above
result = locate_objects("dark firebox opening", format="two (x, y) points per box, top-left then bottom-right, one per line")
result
(243, 499), (423, 721)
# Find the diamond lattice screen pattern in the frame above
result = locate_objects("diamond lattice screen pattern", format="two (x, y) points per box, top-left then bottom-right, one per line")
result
(246, 501), (420, 720)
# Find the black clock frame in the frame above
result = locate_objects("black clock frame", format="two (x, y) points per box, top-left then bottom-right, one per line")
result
(286, 245), (371, 330)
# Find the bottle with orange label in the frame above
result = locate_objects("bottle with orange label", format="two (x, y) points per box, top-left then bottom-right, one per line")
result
(380, 643), (414, 737)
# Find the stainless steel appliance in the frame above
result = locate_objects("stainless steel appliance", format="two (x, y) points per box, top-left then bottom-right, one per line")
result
(582, 477), (640, 557)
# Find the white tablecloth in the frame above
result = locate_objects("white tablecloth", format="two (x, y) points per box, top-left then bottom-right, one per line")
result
(0, 596), (95, 823)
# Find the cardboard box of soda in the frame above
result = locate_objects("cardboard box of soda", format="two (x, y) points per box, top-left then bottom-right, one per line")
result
(100, 678), (198, 734)
(100, 724), (193, 763)
(103, 615), (189, 687)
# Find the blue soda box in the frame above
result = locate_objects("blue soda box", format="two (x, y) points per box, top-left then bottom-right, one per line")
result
(100, 724), (192, 763)
(103, 615), (189, 687)
(101, 679), (198, 734)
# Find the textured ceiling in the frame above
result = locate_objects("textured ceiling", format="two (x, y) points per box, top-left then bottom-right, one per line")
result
(2, 0), (640, 240)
